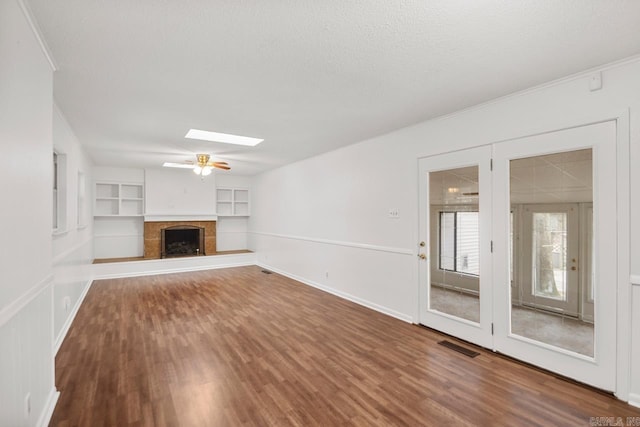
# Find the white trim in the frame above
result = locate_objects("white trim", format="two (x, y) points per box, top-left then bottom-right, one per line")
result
(52, 236), (93, 265)
(93, 254), (255, 279)
(144, 215), (218, 222)
(37, 387), (60, 427)
(16, 0), (57, 71)
(631, 275), (640, 286)
(94, 233), (143, 238)
(629, 393), (640, 409)
(94, 261), (253, 280)
(52, 229), (70, 238)
(257, 262), (414, 324)
(0, 275), (53, 327)
(615, 110), (631, 402)
(251, 231), (413, 256)
(54, 279), (93, 355)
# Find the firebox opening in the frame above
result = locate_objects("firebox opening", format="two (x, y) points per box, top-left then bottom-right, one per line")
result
(161, 226), (205, 258)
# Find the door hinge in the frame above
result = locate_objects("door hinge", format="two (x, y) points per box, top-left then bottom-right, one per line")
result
(491, 323), (494, 335)
(490, 158), (493, 171)
(490, 240), (493, 253)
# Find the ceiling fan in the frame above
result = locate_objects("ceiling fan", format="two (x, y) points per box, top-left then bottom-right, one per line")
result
(163, 154), (230, 176)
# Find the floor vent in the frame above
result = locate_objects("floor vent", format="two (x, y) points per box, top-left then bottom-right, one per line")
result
(261, 269), (273, 274)
(438, 340), (480, 358)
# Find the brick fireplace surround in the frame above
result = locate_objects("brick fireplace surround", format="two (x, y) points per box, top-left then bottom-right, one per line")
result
(143, 220), (216, 259)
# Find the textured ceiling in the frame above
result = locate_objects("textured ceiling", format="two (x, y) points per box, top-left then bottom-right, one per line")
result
(28, 0), (640, 175)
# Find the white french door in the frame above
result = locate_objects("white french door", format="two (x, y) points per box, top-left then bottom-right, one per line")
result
(418, 146), (493, 348)
(418, 120), (617, 391)
(493, 121), (616, 391)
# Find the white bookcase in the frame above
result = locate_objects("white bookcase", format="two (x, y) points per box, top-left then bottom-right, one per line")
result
(94, 182), (144, 216)
(216, 188), (249, 217)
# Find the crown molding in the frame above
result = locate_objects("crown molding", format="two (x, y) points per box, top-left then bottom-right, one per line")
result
(17, 0), (58, 71)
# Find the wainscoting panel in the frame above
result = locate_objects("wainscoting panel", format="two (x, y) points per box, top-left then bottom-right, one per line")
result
(53, 238), (94, 349)
(250, 232), (416, 323)
(0, 280), (57, 426)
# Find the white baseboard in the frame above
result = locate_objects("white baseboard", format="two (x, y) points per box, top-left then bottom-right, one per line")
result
(629, 393), (640, 409)
(54, 279), (93, 355)
(37, 387), (60, 427)
(257, 262), (414, 324)
(93, 252), (256, 280)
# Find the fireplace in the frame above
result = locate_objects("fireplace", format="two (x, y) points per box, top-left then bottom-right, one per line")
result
(143, 219), (216, 259)
(161, 225), (205, 258)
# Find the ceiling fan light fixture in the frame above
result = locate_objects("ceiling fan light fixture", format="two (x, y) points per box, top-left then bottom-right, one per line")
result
(164, 154), (230, 176)
(185, 129), (263, 147)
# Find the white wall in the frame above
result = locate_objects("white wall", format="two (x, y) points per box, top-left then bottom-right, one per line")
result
(250, 129), (417, 320)
(0, 0), (58, 424)
(145, 168), (216, 215)
(51, 106), (94, 352)
(93, 166), (144, 184)
(250, 58), (640, 402)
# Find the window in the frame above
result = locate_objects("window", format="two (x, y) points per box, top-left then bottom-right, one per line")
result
(77, 172), (86, 228)
(438, 211), (479, 276)
(53, 151), (67, 233)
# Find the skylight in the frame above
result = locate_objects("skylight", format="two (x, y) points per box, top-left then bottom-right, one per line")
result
(185, 129), (263, 146)
(162, 162), (194, 169)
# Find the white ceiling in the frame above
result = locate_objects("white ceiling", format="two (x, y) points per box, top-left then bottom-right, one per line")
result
(28, 1), (640, 175)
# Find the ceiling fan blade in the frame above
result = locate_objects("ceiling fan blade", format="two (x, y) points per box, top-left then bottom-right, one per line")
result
(206, 161), (228, 166)
(213, 164), (231, 170)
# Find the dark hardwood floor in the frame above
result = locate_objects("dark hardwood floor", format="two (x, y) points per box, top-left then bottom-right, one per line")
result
(51, 266), (640, 426)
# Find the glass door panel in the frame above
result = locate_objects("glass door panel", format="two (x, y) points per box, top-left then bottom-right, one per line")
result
(429, 168), (480, 323)
(510, 150), (588, 355)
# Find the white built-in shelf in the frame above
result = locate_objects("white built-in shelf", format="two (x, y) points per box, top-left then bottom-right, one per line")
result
(95, 182), (144, 217)
(216, 188), (250, 217)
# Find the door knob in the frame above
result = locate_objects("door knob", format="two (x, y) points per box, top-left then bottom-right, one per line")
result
(419, 241), (426, 247)
(571, 266), (577, 271)
(418, 253), (427, 260)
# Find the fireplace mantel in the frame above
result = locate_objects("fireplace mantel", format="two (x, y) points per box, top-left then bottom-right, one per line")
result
(144, 214), (218, 222)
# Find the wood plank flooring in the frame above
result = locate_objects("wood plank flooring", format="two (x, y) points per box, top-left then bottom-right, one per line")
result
(51, 266), (640, 426)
